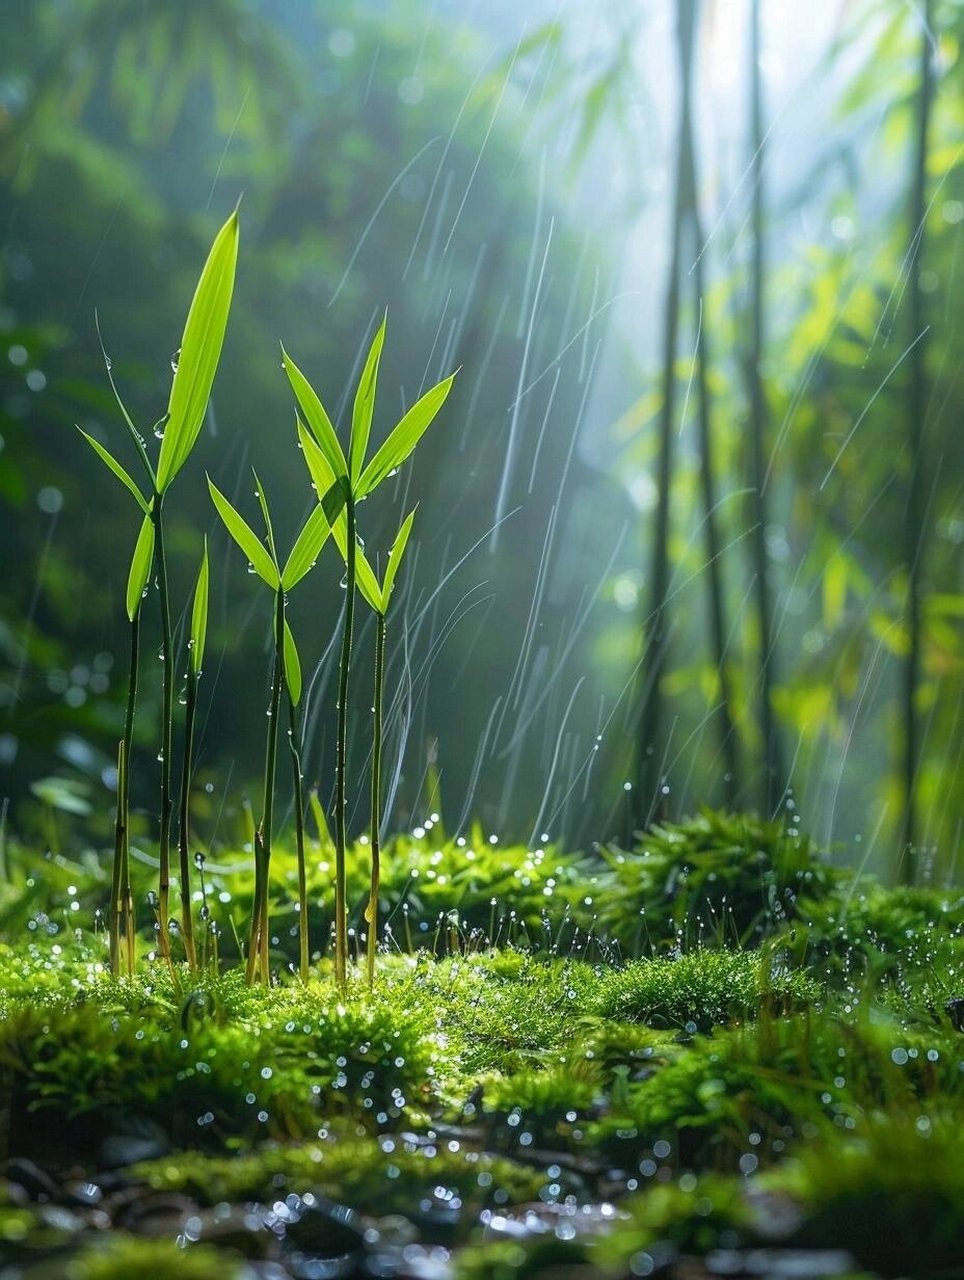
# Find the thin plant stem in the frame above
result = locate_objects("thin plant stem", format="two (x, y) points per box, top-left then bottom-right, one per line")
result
(254, 588), (286, 984)
(334, 493), (357, 988)
(176, 668), (199, 970)
(110, 613), (139, 975)
(288, 694), (309, 982)
(152, 494), (175, 961)
(366, 612), (386, 988)
(900, 0), (934, 882)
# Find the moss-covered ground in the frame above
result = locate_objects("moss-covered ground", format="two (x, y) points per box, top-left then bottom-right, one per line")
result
(0, 811), (961, 1278)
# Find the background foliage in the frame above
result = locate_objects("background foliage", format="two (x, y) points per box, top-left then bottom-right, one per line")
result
(0, 0), (961, 876)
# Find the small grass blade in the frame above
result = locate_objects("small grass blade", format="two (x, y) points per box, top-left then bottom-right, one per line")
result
(283, 618), (302, 706)
(381, 508), (417, 611)
(157, 210), (240, 492)
(207, 476), (280, 588)
(281, 504), (334, 591)
(350, 311), (387, 484)
(77, 428), (151, 514)
(126, 513), (155, 622)
(356, 371), (456, 498)
(282, 347), (348, 480)
(189, 538), (209, 678)
(252, 467), (278, 563)
(94, 310), (156, 488)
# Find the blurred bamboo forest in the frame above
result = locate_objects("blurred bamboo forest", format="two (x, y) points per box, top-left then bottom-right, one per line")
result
(0, 0), (961, 878)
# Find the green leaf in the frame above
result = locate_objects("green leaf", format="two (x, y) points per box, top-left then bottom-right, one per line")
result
(207, 476), (279, 588)
(381, 509), (416, 611)
(190, 537), (209, 677)
(356, 371), (456, 498)
(282, 502), (334, 591)
(297, 416), (336, 496)
(297, 421), (380, 610)
(321, 475), (350, 527)
(282, 348), (348, 480)
(350, 311), (387, 484)
(126, 513), (155, 622)
(252, 467), (278, 563)
(157, 210), (239, 492)
(78, 428), (151, 514)
(283, 618), (302, 706)
(94, 310), (156, 488)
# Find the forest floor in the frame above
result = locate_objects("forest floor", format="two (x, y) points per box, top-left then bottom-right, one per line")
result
(0, 811), (962, 1279)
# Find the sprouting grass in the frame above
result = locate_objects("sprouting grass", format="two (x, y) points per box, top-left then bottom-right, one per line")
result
(80, 209), (239, 973)
(78, 213), (456, 991)
(283, 314), (455, 987)
(208, 469), (337, 983)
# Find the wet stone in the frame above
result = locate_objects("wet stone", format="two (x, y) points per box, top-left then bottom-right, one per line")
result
(113, 1188), (198, 1233)
(98, 1116), (170, 1168)
(194, 1204), (279, 1259)
(3, 1157), (61, 1201)
(283, 1196), (366, 1257)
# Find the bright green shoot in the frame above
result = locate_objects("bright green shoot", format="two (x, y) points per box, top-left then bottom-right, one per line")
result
(81, 209), (239, 967)
(284, 310), (453, 987)
(208, 471), (338, 984)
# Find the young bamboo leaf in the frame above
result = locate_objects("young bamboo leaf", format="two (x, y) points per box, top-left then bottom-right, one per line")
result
(356, 371), (456, 498)
(189, 537), (209, 677)
(126, 513), (155, 622)
(207, 476), (280, 588)
(157, 210), (240, 492)
(281, 503), (335, 591)
(78, 429), (151, 514)
(282, 347), (348, 480)
(283, 618), (303, 706)
(94, 310), (156, 488)
(252, 467), (278, 564)
(381, 509), (417, 612)
(297, 422), (381, 609)
(350, 312), (387, 484)
(322, 475), (351, 527)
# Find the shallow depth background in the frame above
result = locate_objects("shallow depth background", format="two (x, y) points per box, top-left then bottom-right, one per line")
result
(1, 0), (961, 875)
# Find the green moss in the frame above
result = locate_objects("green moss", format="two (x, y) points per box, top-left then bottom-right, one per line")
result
(594, 948), (820, 1032)
(65, 1236), (241, 1280)
(0, 962), (450, 1151)
(596, 810), (839, 953)
(789, 882), (964, 998)
(773, 1109), (964, 1276)
(604, 1174), (755, 1256)
(591, 1011), (964, 1170)
(133, 1133), (546, 1222)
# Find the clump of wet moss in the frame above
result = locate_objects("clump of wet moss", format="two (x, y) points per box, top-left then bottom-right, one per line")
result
(594, 947), (820, 1032)
(596, 809), (839, 953)
(65, 1237), (241, 1280)
(133, 1132), (547, 1225)
(769, 1108), (964, 1276)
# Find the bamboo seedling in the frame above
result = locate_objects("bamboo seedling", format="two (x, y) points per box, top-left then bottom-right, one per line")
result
(208, 470), (341, 984)
(282, 313), (455, 986)
(301, 410), (417, 986)
(80, 209), (239, 963)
